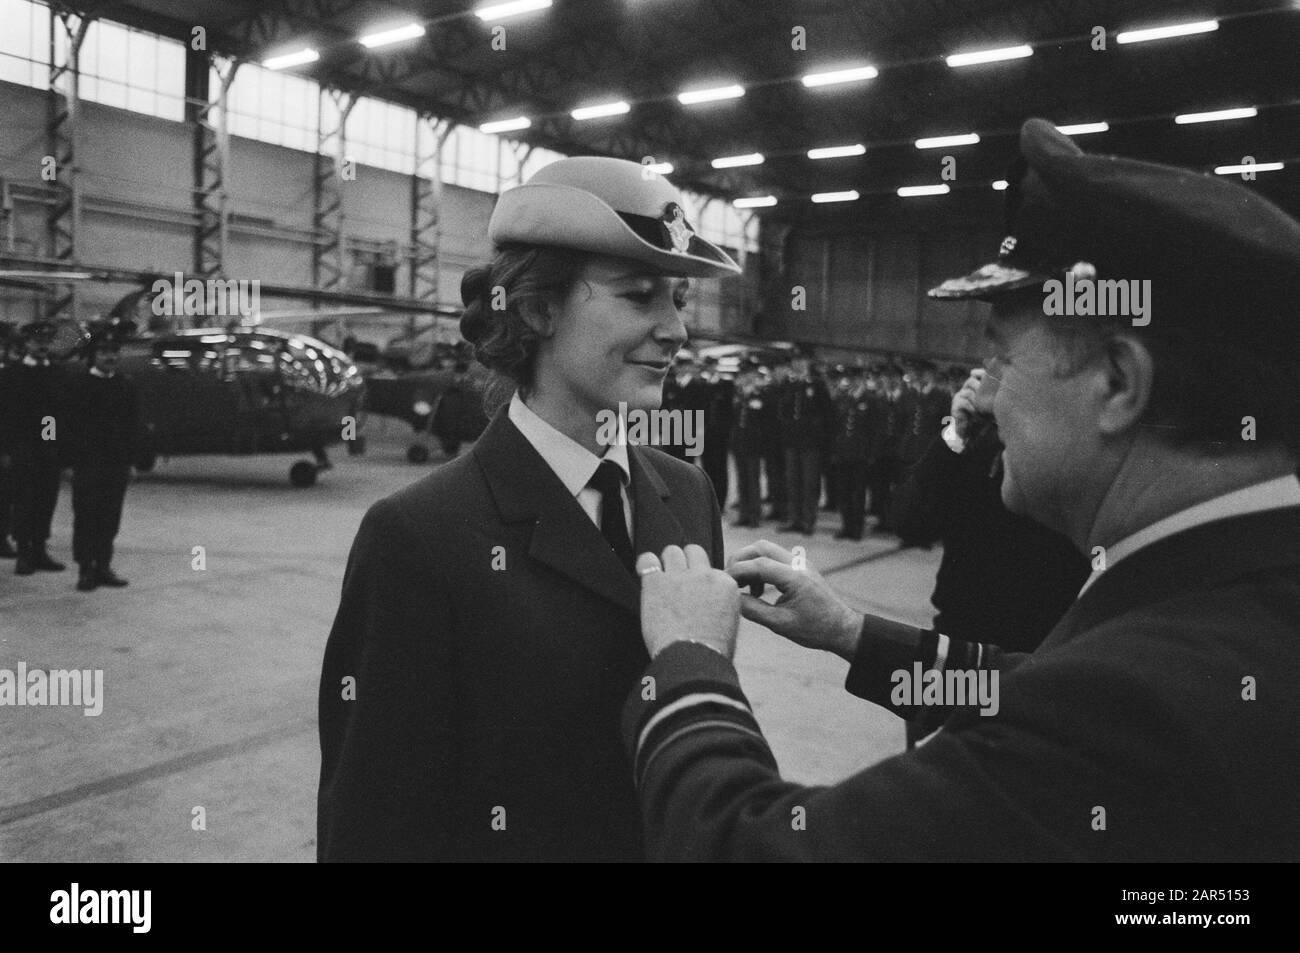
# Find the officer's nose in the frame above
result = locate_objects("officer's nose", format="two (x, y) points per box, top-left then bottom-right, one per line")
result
(653, 300), (688, 351)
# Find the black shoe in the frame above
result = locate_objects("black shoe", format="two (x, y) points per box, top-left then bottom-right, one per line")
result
(32, 549), (66, 572)
(0, 538), (16, 559)
(15, 557), (35, 576)
(77, 570), (98, 592)
(95, 567), (129, 588)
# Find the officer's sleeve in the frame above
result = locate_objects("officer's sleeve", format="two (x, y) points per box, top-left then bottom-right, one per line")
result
(317, 497), (461, 861)
(841, 616), (1026, 734)
(623, 641), (1168, 861)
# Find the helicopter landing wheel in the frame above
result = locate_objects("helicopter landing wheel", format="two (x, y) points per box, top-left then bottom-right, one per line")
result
(290, 460), (318, 487)
(346, 436), (367, 456)
(407, 442), (430, 464)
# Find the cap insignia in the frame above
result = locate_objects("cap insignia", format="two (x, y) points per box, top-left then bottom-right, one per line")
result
(661, 203), (693, 254)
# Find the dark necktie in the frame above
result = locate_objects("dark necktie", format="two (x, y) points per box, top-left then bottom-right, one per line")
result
(588, 459), (635, 574)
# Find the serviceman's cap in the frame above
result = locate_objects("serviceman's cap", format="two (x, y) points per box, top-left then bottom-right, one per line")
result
(929, 118), (1300, 356)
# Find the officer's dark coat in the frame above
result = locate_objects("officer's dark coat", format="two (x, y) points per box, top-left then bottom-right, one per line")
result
(625, 503), (1300, 860)
(317, 408), (723, 861)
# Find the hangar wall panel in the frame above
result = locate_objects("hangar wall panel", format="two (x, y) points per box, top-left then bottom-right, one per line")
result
(0, 79), (742, 338)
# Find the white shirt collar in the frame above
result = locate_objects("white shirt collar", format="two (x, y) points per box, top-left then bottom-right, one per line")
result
(89, 366), (114, 379)
(508, 392), (631, 498)
(1079, 473), (1300, 596)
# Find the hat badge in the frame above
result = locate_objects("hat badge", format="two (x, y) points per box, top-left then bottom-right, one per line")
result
(998, 235), (1018, 258)
(661, 203), (693, 254)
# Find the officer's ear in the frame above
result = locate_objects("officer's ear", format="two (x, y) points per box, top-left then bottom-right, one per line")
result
(1096, 332), (1155, 437)
(518, 296), (558, 340)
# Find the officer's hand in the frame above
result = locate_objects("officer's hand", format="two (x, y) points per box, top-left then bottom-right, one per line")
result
(950, 368), (986, 440)
(726, 540), (862, 661)
(637, 544), (740, 660)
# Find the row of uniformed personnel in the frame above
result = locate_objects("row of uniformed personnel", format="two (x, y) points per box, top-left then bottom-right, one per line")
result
(666, 353), (957, 540)
(0, 319), (138, 590)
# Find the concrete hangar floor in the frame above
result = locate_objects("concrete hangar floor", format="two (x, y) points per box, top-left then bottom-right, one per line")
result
(0, 420), (940, 861)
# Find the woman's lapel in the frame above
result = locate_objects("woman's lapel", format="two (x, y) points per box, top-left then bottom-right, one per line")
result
(473, 408), (640, 616)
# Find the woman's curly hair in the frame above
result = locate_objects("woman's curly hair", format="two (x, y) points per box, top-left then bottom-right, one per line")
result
(459, 242), (589, 414)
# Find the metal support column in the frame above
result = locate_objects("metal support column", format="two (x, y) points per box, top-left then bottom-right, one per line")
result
(410, 116), (453, 305)
(45, 4), (91, 322)
(313, 88), (357, 296)
(190, 53), (239, 284)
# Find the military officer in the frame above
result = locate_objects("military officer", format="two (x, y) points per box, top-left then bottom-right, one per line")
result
(626, 118), (1300, 861)
(729, 362), (766, 527)
(66, 322), (139, 591)
(699, 357), (734, 507)
(776, 352), (832, 535)
(0, 320), (68, 575)
(757, 364), (787, 522)
(866, 363), (905, 532)
(831, 367), (872, 540)
(0, 323), (18, 559)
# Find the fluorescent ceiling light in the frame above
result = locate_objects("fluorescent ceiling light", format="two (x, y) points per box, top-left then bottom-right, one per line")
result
(359, 23), (425, 48)
(1175, 107), (1257, 125)
(479, 116), (531, 134)
(1215, 161), (1283, 175)
(475, 0), (552, 21)
(263, 48), (319, 70)
(712, 153), (764, 169)
(897, 184), (951, 197)
(1056, 121), (1109, 135)
(915, 133), (980, 149)
(801, 65), (878, 87)
(1116, 20), (1218, 44)
(946, 45), (1033, 67)
(808, 144), (865, 160)
(811, 190), (859, 203)
(678, 85), (745, 105)
(571, 101), (630, 120)
(734, 196), (777, 208)
(992, 180), (1009, 191)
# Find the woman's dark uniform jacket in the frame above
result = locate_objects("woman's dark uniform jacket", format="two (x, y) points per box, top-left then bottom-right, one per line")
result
(317, 407), (723, 861)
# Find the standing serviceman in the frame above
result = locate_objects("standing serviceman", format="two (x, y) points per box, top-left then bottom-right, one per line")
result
(729, 361), (766, 528)
(777, 352), (832, 535)
(831, 367), (872, 540)
(866, 363), (905, 533)
(0, 322), (18, 559)
(66, 322), (139, 591)
(699, 356), (734, 508)
(758, 364), (787, 524)
(0, 320), (68, 576)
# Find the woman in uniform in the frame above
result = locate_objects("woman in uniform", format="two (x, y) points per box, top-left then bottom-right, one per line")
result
(317, 157), (740, 861)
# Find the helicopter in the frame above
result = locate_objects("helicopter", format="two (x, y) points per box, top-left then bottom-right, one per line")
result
(1, 264), (368, 486)
(117, 326), (365, 487)
(262, 305), (491, 464)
